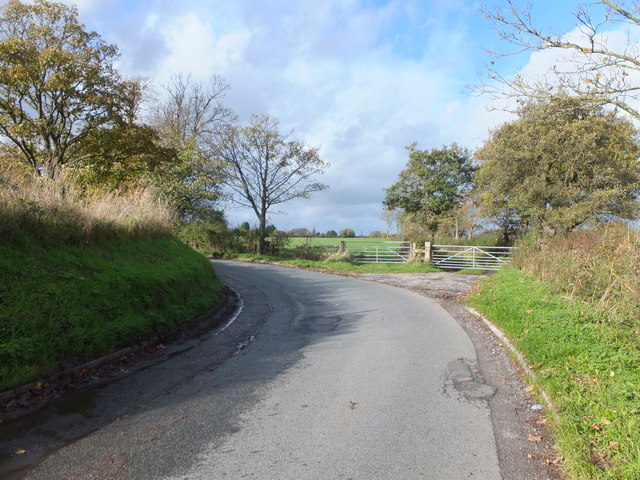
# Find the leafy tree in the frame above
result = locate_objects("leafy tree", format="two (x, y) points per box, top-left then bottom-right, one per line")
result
(480, 0), (640, 120)
(339, 228), (355, 238)
(325, 229), (338, 237)
(0, 0), (129, 178)
(475, 95), (640, 238)
(214, 114), (328, 255)
(73, 124), (174, 193)
(150, 74), (236, 222)
(384, 143), (475, 240)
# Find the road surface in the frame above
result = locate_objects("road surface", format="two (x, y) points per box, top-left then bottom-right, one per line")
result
(2, 260), (552, 479)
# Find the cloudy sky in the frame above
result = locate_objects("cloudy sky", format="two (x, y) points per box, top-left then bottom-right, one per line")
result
(62, 0), (596, 234)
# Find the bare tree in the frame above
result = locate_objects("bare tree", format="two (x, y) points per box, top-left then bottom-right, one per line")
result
(213, 114), (328, 254)
(152, 73), (236, 147)
(478, 0), (640, 119)
(150, 74), (237, 221)
(380, 208), (399, 238)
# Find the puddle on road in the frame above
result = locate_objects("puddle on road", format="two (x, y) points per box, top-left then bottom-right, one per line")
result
(297, 315), (342, 334)
(0, 383), (104, 479)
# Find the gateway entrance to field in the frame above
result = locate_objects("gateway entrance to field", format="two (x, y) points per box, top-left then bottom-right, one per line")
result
(430, 244), (516, 271)
(341, 241), (412, 264)
(342, 241), (516, 269)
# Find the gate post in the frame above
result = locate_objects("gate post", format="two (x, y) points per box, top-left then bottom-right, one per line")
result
(424, 242), (432, 262)
(339, 241), (346, 252)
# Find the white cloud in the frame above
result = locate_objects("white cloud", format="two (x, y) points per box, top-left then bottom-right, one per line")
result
(65, 0), (517, 233)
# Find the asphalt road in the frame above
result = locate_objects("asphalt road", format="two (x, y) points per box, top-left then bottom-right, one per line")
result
(2, 260), (547, 479)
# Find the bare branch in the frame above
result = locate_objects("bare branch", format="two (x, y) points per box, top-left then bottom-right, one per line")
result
(477, 0), (640, 119)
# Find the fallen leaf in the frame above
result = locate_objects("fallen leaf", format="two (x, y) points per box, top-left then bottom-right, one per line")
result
(609, 441), (619, 448)
(536, 418), (548, 425)
(601, 417), (612, 425)
(610, 371), (616, 377)
(524, 385), (534, 393)
(16, 449), (27, 455)
(528, 435), (542, 442)
(591, 422), (602, 431)
(527, 451), (534, 459)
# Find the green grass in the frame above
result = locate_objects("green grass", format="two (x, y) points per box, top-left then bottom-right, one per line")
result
(0, 236), (223, 391)
(218, 253), (441, 274)
(469, 269), (640, 479)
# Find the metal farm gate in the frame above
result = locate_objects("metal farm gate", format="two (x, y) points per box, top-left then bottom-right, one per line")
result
(343, 241), (412, 264)
(430, 245), (516, 271)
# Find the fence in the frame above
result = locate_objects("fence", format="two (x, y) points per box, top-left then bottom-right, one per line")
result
(430, 244), (516, 271)
(342, 241), (412, 264)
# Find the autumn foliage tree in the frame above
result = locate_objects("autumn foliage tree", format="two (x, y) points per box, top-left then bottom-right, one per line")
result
(0, 0), (131, 178)
(475, 95), (640, 238)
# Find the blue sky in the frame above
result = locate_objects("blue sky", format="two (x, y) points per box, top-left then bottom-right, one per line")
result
(61, 0), (601, 234)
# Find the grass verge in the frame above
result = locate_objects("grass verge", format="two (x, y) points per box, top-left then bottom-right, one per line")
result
(215, 253), (442, 274)
(0, 236), (223, 391)
(468, 269), (640, 479)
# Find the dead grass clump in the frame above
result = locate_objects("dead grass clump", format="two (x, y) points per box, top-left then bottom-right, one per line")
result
(0, 167), (174, 244)
(324, 250), (354, 263)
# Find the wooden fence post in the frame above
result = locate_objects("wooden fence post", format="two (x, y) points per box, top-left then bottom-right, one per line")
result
(339, 241), (346, 252)
(424, 242), (432, 262)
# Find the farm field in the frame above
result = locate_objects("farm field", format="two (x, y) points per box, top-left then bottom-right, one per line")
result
(287, 236), (394, 247)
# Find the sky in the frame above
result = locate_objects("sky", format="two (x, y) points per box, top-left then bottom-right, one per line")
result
(56, 0), (613, 234)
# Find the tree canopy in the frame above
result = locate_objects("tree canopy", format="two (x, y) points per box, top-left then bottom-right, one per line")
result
(150, 74), (236, 222)
(384, 143), (475, 239)
(0, 0), (129, 178)
(475, 95), (640, 238)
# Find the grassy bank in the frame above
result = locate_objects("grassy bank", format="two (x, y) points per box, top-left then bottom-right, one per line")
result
(0, 236), (223, 391)
(0, 169), (223, 392)
(469, 269), (640, 479)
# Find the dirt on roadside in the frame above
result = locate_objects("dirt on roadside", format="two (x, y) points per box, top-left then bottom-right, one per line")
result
(348, 271), (485, 299)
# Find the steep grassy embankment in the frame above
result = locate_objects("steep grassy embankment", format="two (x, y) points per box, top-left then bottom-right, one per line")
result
(0, 236), (223, 391)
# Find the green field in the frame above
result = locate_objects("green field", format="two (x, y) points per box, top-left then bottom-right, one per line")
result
(287, 237), (393, 247)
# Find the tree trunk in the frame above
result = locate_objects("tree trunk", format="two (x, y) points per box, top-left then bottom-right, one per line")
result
(257, 214), (266, 255)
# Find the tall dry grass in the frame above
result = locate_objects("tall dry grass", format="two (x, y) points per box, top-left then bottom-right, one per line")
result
(0, 168), (174, 244)
(514, 223), (640, 328)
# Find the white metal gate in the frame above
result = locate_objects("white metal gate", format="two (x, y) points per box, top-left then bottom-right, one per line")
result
(431, 245), (516, 271)
(344, 241), (412, 264)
